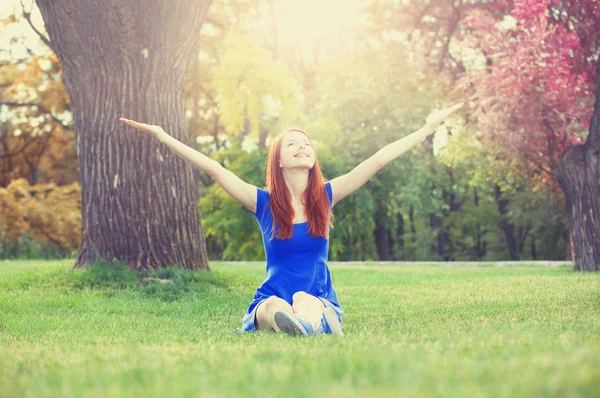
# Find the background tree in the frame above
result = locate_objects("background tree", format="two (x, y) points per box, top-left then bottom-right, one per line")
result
(458, 0), (599, 270)
(2, 0), (592, 264)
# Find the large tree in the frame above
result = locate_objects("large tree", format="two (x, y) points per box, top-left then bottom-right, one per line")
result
(558, 62), (600, 271)
(35, 0), (212, 270)
(459, 0), (599, 270)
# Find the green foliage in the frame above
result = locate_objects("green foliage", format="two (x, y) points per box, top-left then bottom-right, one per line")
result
(447, 187), (505, 260)
(199, 147), (267, 260)
(307, 40), (473, 260)
(0, 233), (74, 260)
(316, 144), (379, 260)
(212, 32), (301, 138)
(2, 0), (572, 264)
(438, 124), (569, 260)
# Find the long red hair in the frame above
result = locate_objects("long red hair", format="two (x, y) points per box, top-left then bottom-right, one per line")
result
(265, 128), (334, 240)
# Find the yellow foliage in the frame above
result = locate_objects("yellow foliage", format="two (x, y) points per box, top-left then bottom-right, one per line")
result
(212, 32), (301, 138)
(0, 179), (81, 250)
(0, 64), (24, 87)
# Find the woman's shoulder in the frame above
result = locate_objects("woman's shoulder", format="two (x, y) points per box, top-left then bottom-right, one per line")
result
(257, 187), (270, 199)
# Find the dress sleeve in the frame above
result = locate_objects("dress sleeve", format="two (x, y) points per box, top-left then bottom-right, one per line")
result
(253, 187), (270, 220)
(325, 181), (334, 209)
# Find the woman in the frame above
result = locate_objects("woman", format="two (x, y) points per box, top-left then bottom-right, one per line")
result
(119, 102), (464, 336)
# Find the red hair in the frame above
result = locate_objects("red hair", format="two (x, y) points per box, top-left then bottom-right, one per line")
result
(265, 128), (334, 240)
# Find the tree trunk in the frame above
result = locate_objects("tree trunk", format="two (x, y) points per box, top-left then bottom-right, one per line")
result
(396, 212), (404, 260)
(374, 203), (392, 260)
(36, 0), (212, 270)
(557, 61), (600, 272)
(517, 224), (531, 256)
(473, 188), (487, 259)
(494, 184), (519, 261)
(374, 224), (392, 261)
(408, 205), (416, 235)
(429, 212), (449, 261)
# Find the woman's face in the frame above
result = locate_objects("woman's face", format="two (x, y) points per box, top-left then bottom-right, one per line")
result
(279, 130), (316, 171)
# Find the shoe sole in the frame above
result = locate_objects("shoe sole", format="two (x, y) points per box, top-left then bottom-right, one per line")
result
(274, 311), (309, 336)
(323, 308), (343, 336)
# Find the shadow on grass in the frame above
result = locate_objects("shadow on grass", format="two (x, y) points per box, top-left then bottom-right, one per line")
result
(8, 260), (258, 303)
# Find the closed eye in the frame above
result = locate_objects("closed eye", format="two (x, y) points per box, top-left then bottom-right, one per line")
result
(286, 141), (311, 146)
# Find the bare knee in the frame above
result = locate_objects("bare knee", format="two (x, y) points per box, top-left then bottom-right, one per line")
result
(255, 296), (291, 330)
(263, 296), (289, 314)
(292, 291), (324, 312)
(291, 291), (324, 327)
(292, 291), (310, 304)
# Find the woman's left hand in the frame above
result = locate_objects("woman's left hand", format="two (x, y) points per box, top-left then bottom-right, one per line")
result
(425, 103), (464, 128)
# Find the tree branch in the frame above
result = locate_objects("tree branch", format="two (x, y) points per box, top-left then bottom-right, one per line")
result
(21, 0), (54, 52)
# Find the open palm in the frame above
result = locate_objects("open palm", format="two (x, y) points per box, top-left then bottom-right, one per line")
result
(119, 118), (165, 140)
(425, 103), (464, 128)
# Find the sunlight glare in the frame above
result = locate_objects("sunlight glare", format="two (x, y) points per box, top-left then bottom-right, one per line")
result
(274, 0), (363, 49)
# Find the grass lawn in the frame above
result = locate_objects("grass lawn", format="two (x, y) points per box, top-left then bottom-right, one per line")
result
(0, 260), (598, 397)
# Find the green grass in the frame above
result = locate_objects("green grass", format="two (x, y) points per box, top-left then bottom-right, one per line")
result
(0, 260), (598, 398)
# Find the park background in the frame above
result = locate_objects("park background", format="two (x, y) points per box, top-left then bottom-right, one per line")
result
(1, 1), (599, 397)
(1, 0), (598, 267)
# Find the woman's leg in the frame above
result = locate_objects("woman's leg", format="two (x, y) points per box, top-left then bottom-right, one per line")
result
(255, 296), (294, 331)
(291, 291), (325, 330)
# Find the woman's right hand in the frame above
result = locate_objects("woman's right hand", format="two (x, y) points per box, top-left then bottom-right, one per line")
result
(119, 118), (166, 140)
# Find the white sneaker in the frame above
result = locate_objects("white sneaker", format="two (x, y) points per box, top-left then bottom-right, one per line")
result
(273, 309), (313, 336)
(315, 307), (343, 336)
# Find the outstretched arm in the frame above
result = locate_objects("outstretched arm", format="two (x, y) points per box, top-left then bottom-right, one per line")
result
(329, 103), (464, 206)
(119, 118), (257, 213)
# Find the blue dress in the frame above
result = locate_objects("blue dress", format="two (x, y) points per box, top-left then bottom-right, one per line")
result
(240, 181), (344, 331)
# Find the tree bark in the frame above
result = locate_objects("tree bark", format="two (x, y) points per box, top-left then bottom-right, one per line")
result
(473, 188), (487, 259)
(557, 60), (600, 271)
(494, 184), (519, 261)
(374, 224), (392, 261)
(374, 202), (392, 261)
(36, 0), (212, 270)
(429, 212), (450, 261)
(396, 212), (404, 260)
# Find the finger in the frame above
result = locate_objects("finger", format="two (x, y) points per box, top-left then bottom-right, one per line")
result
(448, 103), (464, 112)
(120, 119), (146, 129)
(122, 121), (140, 129)
(443, 103), (464, 116)
(119, 118), (137, 126)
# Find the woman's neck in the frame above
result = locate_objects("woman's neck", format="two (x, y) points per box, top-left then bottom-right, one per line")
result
(282, 169), (309, 202)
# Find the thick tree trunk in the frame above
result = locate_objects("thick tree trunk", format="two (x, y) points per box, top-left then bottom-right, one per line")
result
(557, 61), (600, 272)
(36, 0), (212, 270)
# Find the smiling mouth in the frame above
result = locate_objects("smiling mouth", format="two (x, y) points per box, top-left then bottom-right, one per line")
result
(294, 153), (309, 157)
